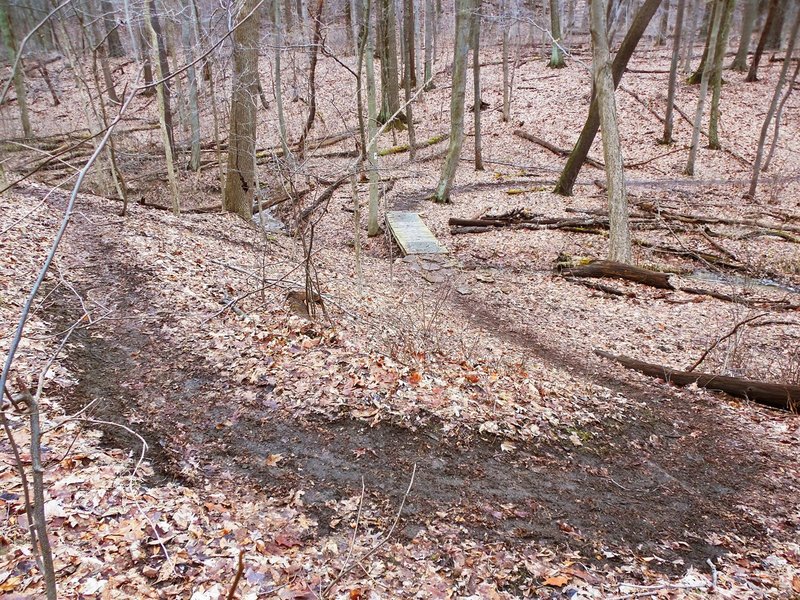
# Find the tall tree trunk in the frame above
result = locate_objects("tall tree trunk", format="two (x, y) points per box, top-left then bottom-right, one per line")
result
(146, 0), (179, 212)
(472, 0), (482, 170)
(0, 1), (32, 138)
(731, 0), (758, 70)
(662, 0), (687, 143)
(224, 0), (261, 218)
(502, 13), (510, 121)
(377, 0), (405, 126)
(686, 0), (724, 175)
(708, 0), (735, 150)
(423, 0), (434, 88)
(432, 0), (472, 203)
(298, 0), (325, 155)
(747, 7), (800, 197)
(274, 0), (291, 158)
(655, 0), (670, 45)
(403, 0), (416, 157)
(746, 0), (780, 81)
(764, 0), (786, 50)
(591, 0), (631, 263)
(100, 0), (125, 56)
(554, 0), (663, 197)
(687, 0), (719, 83)
(182, 0), (201, 171)
(548, 0), (565, 67)
(365, 0), (381, 236)
(683, 0), (700, 72)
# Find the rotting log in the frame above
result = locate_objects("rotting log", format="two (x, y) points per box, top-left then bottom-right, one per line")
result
(594, 350), (799, 412)
(378, 132), (448, 156)
(558, 259), (675, 290)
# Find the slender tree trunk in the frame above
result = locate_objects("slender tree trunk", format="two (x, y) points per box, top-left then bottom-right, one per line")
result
(224, 0), (261, 218)
(365, 0), (381, 235)
(686, 0), (724, 175)
(274, 0), (291, 158)
(591, 0), (631, 263)
(554, 0), (663, 196)
(182, 0), (201, 171)
(0, 1), (32, 138)
(423, 0), (434, 88)
(502, 15), (510, 121)
(687, 0), (719, 83)
(548, 0), (566, 67)
(472, 0), (482, 170)
(763, 57), (800, 170)
(403, 0), (417, 158)
(732, 0), (758, 70)
(100, 0), (125, 56)
(708, 0), (735, 150)
(764, 0), (786, 50)
(655, 0), (670, 45)
(747, 0), (780, 81)
(432, 0), (472, 203)
(662, 0), (687, 143)
(146, 0), (179, 212)
(683, 0), (700, 72)
(747, 7), (800, 197)
(298, 0), (325, 155)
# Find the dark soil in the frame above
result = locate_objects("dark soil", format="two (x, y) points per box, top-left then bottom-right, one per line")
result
(43, 198), (792, 577)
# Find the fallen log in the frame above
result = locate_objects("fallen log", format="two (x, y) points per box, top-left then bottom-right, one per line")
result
(558, 259), (675, 290)
(378, 132), (449, 157)
(513, 130), (605, 169)
(594, 350), (799, 412)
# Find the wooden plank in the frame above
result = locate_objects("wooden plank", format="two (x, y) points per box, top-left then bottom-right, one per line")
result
(386, 211), (447, 255)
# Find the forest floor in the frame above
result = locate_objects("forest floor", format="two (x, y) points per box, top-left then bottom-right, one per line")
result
(2, 41), (800, 599)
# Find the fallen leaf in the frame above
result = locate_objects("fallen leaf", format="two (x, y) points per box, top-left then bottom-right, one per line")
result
(543, 574), (569, 587)
(265, 453), (284, 467)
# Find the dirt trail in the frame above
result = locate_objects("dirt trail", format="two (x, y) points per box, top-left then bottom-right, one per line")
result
(45, 199), (793, 575)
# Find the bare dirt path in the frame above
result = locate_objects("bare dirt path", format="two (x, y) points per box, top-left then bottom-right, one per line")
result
(44, 197), (796, 578)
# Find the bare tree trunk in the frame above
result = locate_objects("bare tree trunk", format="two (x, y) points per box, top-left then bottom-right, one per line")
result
(662, 0), (687, 143)
(423, 0), (434, 88)
(502, 15), (510, 121)
(731, 0), (758, 70)
(591, 0), (631, 263)
(472, 0), (482, 170)
(377, 0), (405, 126)
(747, 7), (800, 197)
(687, 0), (718, 83)
(146, 0), (179, 212)
(763, 57), (800, 170)
(224, 0), (261, 218)
(181, 0), (201, 171)
(747, 0), (780, 81)
(298, 0), (325, 155)
(686, 0), (724, 175)
(708, 0), (735, 149)
(548, 0), (566, 67)
(274, 0), (291, 158)
(764, 0), (787, 50)
(100, 0), (125, 56)
(403, 0), (416, 158)
(655, 0), (670, 45)
(365, 0), (381, 235)
(554, 0), (663, 196)
(683, 0), (700, 72)
(432, 0), (472, 203)
(0, 1), (32, 138)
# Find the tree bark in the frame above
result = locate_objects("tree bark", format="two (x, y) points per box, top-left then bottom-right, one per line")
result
(686, 0), (724, 176)
(223, 0), (261, 219)
(0, 1), (32, 138)
(731, 0), (758, 70)
(377, 0), (405, 127)
(747, 7), (800, 198)
(100, 0), (125, 57)
(554, 0), (663, 197)
(746, 0), (780, 81)
(182, 0), (201, 171)
(423, 0), (434, 88)
(365, 0), (381, 236)
(403, 0), (417, 158)
(548, 0), (566, 67)
(708, 0), (735, 150)
(432, 0), (472, 203)
(591, 0), (631, 263)
(662, 0), (687, 143)
(472, 0), (482, 170)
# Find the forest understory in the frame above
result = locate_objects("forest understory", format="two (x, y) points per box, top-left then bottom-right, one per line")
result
(2, 25), (800, 600)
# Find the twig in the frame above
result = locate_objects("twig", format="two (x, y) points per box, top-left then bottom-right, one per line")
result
(323, 465), (416, 596)
(226, 550), (246, 600)
(687, 313), (768, 372)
